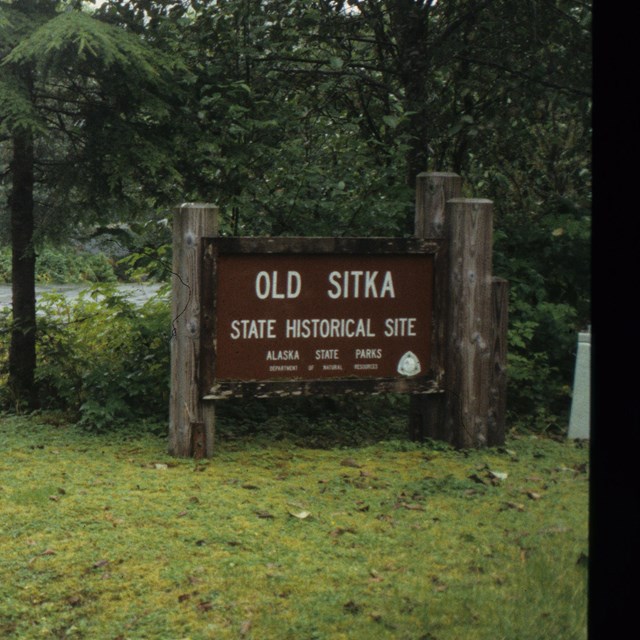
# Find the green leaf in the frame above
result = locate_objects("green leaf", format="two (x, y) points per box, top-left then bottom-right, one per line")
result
(382, 115), (401, 129)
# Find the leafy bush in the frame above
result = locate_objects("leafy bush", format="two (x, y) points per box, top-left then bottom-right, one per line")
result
(34, 285), (170, 431)
(0, 244), (117, 284)
(491, 202), (590, 434)
(0, 249), (10, 283)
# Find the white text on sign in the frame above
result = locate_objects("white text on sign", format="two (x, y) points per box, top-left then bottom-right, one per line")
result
(254, 270), (396, 300)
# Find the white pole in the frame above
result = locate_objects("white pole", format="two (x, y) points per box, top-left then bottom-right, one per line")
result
(568, 328), (591, 439)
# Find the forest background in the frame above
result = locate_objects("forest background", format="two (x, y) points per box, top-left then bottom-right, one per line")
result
(0, 0), (591, 437)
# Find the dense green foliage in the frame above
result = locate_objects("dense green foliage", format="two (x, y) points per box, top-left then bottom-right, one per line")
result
(16, 287), (169, 428)
(0, 245), (117, 284)
(1, 0), (591, 432)
(0, 0), (183, 240)
(1, 0), (185, 401)
(0, 414), (589, 639)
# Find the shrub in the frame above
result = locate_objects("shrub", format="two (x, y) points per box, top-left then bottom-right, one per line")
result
(0, 245), (117, 284)
(34, 285), (170, 431)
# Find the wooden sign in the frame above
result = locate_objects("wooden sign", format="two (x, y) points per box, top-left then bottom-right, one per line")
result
(200, 237), (440, 399)
(170, 177), (507, 457)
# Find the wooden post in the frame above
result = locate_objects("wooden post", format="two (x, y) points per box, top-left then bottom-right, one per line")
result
(488, 277), (508, 446)
(169, 203), (218, 457)
(414, 171), (463, 238)
(446, 198), (494, 448)
(410, 172), (462, 441)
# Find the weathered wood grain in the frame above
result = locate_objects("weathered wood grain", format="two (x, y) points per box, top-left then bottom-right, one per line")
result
(170, 183), (506, 455)
(414, 171), (463, 238)
(207, 236), (440, 255)
(410, 172), (463, 442)
(446, 198), (494, 448)
(169, 203), (218, 458)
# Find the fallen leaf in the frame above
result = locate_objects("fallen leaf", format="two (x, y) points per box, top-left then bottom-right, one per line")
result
(399, 502), (425, 512)
(501, 502), (525, 512)
(343, 600), (362, 614)
(255, 510), (274, 519)
(526, 491), (542, 501)
(341, 458), (362, 468)
(92, 559), (110, 569)
(330, 526), (357, 537)
(154, 463), (168, 470)
(488, 470), (508, 481)
(29, 549), (56, 564)
(288, 509), (311, 519)
(540, 525), (570, 535)
(430, 576), (447, 592)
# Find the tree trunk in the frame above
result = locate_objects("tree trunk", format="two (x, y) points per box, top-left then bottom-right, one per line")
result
(385, 0), (433, 227)
(323, 1), (433, 214)
(8, 131), (37, 408)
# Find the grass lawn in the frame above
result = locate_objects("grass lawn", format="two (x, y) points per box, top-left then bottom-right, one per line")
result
(0, 414), (589, 640)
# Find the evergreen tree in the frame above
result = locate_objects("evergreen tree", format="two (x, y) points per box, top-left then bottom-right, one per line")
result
(0, 0), (180, 405)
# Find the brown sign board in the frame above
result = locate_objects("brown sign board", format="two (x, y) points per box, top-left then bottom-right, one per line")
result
(200, 237), (441, 399)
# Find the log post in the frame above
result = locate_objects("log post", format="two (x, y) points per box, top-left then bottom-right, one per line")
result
(446, 198), (494, 448)
(169, 203), (218, 457)
(410, 172), (462, 441)
(488, 277), (508, 446)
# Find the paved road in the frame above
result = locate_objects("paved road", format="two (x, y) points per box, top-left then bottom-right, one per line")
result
(0, 283), (165, 309)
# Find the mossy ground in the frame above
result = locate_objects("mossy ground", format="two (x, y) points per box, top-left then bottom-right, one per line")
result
(0, 415), (588, 639)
